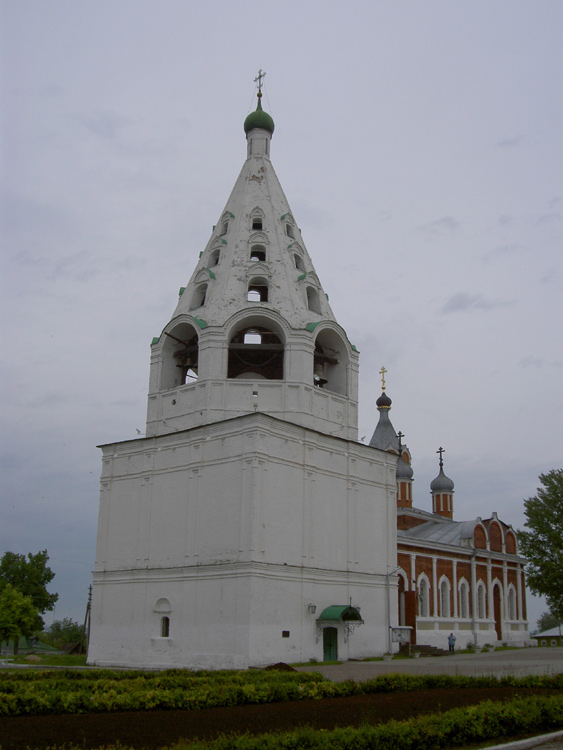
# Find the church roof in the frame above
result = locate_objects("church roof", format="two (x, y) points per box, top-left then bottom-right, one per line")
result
(531, 627), (563, 639)
(169, 90), (339, 332)
(397, 515), (478, 547)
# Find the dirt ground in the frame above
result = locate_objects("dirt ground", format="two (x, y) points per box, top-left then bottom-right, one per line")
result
(0, 686), (558, 750)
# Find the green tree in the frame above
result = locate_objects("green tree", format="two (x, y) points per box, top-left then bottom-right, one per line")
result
(0, 584), (39, 655)
(43, 617), (84, 649)
(0, 550), (58, 629)
(518, 469), (563, 622)
(536, 610), (561, 634)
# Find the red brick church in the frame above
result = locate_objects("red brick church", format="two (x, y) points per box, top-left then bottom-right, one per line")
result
(369, 374), (530, 649)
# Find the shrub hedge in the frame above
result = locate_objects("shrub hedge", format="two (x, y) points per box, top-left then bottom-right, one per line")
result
(1, 669), (562, 718)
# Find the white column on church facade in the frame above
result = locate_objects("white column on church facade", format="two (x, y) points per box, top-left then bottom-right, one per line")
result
(452, 559), (458, 619)
(517, 563), (523, 621)
(486, 559), (493, 621)
(432, 556), (438, 621)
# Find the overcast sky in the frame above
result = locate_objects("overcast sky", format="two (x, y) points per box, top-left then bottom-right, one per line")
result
(1, 1), (561, 630)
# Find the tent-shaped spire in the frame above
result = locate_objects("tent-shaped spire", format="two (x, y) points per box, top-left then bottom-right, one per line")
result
(145, 78), (359, 439)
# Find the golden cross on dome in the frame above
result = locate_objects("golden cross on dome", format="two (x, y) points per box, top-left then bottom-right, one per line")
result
(254, 69), (266, 96)
(437, 446), (445, 468)
(379, 365), (387, 391)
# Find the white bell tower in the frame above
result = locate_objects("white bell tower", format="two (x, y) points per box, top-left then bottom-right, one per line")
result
(89, 76), (397, 670)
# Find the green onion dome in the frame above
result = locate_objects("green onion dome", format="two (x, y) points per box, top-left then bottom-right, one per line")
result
(244, 97), (275, 135)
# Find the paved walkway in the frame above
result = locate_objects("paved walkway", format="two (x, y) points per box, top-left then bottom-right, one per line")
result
(293, 646), (563, 682)
(294, 648), (563, 750)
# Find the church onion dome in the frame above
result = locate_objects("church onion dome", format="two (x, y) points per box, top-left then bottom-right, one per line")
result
(368, 390), (398, 452)
(396, 456), (414, 481)
(376, 391), (392, 410)
(244, 96), (275, 135)
(430, 466), (455, 493)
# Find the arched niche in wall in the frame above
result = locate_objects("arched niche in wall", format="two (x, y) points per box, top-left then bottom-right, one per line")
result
(505, 529), (517, 554)
(209, 247), (221, 267)
(227, 315), (285, 380)
(474, 523), (487, 549)
(489, 521), (503, 552)
(283, 212), (296, 238)
(250, 206), (265, 231)
(294, 252), (305, 271)
(313, 327), (348, 395)
(190, 283), (208, 310)
(160, 321), (199, 389)
(249, 231), (268, 262)
(307, 286), (322, 314)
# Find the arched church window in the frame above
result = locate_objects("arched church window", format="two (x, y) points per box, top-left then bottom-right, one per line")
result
(228, 324), (284, 380)
(190, 284), (207, 310)
(160, 616), (170, 638)
(250, 245), (266, 262)
(219, 221), (228, 236)
(418, 577), (430, 617)
(252, 217), (263, 230)
(247, 278), (269, 302)
(306, 287), (322, 314)
(313, 329), (348, 395)
(209, 248), (220, 267)
(160, 323), (199, 389)
(294, 253), (304, 271)
(439, 578), (450, 618)
(459, 580), (469, 619)
(286, 223), (294, 238)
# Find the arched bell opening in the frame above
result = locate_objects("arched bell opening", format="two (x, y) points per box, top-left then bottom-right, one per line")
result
(160, 322), (199, 389)
(227, 317), (284, 380)
(250, 244), (266, 262)
(247, 277), (269, 302)
(313, 329), (348, 395)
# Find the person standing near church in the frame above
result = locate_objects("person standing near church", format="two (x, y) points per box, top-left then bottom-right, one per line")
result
(448, 633), (456, 653)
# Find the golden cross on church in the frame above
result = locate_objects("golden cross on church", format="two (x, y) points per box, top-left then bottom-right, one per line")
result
(254, 69), (266, 96)
(379, 366), (387, 392)
(437, 446), (445, 468)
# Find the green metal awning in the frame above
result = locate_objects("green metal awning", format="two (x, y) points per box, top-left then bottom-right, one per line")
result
(317, 605), (363, 622)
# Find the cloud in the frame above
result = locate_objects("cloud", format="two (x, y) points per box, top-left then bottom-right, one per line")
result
(76, 110), (132, 140)
(498, 215), (514, 226)
(495, 134), (524, 148)
(440, 292), (515, 314)
(535, 213), (561, 225)
(417, 216), (460, 236)
(486, 243), (527, 261)
(539, 267), (559, 285)
(520, 356), (563, 370)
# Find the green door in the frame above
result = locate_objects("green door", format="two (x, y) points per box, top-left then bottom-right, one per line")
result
(323, 627), (338, 661)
